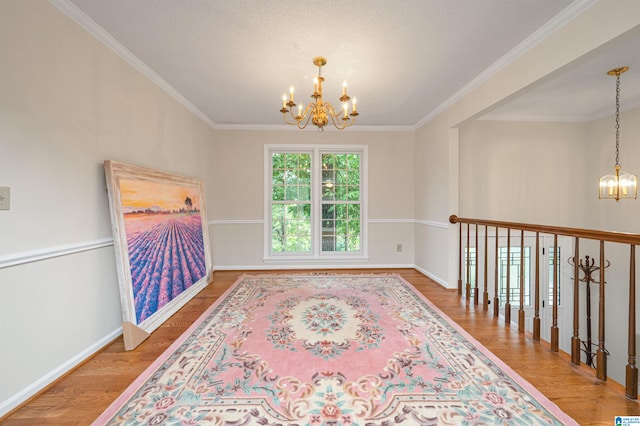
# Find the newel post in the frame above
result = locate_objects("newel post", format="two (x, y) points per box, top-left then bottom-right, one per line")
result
(533, 232), (541, 341)
(596, 240), (607, 381)
(518, 231), (525, 333)
(483, 225), (489, 311)
(493, 226), (500, 318)
(551, 234), (559, 352)
(627, 244), (637, 399)
(505, 228), (511, 325)
(466, 223), (471, 301)
(474, 224), (479, 304)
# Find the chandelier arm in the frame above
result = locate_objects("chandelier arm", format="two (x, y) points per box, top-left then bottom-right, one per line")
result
(297, 109), (313, 130)
(327, 101), (356, 130)
(326, 102), (347, 123)
(326, 105), (349, 130)
(282, 113), (299, 126)
(299, 102), (314, 122)
(282, 102), (314, 126)
(328, 112), (346, 130)
(287, 106), (298, 122)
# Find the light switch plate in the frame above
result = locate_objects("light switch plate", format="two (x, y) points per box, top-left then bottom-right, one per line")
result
(0, 187), (10, 210)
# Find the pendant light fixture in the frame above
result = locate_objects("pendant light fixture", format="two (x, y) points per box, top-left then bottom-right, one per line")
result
(598, 66), (637, 201)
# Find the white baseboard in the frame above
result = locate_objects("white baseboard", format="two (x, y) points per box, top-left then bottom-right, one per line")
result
(213, 263), (416, 271)
(413, 265), (452, 289)
(0, 327), (122, 418)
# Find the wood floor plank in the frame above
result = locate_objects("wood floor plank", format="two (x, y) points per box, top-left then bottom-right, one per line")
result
(2, 268), (639, 425)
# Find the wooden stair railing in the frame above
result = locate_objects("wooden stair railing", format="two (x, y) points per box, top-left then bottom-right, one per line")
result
(449, 215), (640, 399)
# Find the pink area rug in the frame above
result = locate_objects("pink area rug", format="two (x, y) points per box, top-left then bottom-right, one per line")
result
(94, 274), (577, 425)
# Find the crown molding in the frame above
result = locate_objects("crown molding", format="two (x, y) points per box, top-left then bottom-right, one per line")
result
(414, 0), (598, 129)
(48, 0), (218, 130)
(213, 123), (415, 132)
(478, 100), (640, 123)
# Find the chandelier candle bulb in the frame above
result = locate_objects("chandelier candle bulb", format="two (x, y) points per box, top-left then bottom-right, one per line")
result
(342, 81), (347, 96)
(282, 94), (287, 109)
(352, 97), (357, 113)
(289, 86), (294, 103)
(297, 105), (302, 118)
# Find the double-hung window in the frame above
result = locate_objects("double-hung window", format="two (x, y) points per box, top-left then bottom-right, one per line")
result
(265, 145), (367, 260)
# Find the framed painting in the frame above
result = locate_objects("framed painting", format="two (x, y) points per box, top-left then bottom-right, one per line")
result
(104, 160), (212, 350)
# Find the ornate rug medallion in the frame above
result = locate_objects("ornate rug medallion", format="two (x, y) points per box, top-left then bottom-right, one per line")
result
(95, 274), (576, 425)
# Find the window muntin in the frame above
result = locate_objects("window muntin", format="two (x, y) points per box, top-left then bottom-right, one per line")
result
(498, 246), (531, 306)
(463, 243), (560, 308)
(464, 246), (477, 291)
(548, 246), (561, 306)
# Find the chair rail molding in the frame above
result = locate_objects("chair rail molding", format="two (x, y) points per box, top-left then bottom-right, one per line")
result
(0, 238), (114, 270)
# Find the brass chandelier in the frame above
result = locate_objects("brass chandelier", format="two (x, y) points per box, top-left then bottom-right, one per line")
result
(280, 57), (358, 131)
(598, 66), (637, 201)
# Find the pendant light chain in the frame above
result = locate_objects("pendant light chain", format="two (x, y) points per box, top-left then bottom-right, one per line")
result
(615, 72), (621, 167)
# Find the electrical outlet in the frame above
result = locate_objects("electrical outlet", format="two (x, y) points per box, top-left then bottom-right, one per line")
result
(0, 187), (9, 210)
(396, 243), (403, 252)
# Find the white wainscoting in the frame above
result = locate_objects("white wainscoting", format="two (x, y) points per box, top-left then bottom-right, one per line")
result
(414, 219), (448, 229)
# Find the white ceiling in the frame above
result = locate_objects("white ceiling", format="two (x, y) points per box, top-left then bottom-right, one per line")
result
(55, 0), (640, 129)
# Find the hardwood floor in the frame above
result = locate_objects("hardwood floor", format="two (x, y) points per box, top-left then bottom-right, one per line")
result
(3, 268), (640, 425)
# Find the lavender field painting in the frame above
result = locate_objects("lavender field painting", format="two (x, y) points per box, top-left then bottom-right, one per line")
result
(121, 179), (207, 323)
(105, 161), (211, 349)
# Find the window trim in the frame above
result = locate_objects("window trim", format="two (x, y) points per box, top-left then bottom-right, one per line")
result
(263, 144), (368, 262)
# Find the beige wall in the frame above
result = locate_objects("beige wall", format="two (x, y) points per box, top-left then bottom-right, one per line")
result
(459, 120), (588, 226)
(206, 129), (415, 268)
(0, 1), (216, 414)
